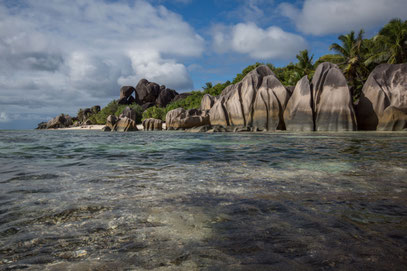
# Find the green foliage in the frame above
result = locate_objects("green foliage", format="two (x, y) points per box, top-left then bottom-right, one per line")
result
(88, 100), (143, 124)
(142, 106), (167, 121)
(202, 81), (231, 96)
(232, 62), (263, 84)
(365, 18), (407, 65)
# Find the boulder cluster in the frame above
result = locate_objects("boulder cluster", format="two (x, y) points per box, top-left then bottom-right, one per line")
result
(118, 79), (183, 110)
(103, 107), (138, 132)
(165, 62), (407, 132)
(36, 105), (101, 129)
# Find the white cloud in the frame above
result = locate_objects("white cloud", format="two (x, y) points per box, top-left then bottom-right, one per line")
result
(118, 50), (193, 89)
(212, 22), (307, 59)
(280, 0), (407, 35)
(0, 112), (9, 123)
(0, 0), (204, 126)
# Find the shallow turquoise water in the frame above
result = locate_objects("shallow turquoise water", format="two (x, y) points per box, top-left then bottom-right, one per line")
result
(0, 130), (407, 270)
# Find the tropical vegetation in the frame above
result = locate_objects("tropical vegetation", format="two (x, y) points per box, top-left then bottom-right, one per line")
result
(93, 18), (407, 123)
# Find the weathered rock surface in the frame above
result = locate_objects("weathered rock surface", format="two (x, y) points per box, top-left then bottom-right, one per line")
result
(156, 88), (178, 108)
(106, 115), (118, 130)
(119, 106), (137, 121)
(166, 108), (210, 129)
(46, 114), (73, 129)
(101, 125), (111, 132)
(201, 94), (215, 111)
(252, 74), (291, 131)
(112, 117), (138, 132)
(357, 63), (407, 130)
(377, 106), (407, 131)
(312, 62), (357, 131)
(135, 79), (161, 104)
(283, 76), (314, 131)
(209, 65), (291, 131)
(142, 118), (163, 131)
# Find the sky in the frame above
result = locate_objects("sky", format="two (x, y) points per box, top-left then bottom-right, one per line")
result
(1, 0), (406, 129)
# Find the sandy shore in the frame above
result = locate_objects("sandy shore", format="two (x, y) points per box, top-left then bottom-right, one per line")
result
(56, 124), (165, 130)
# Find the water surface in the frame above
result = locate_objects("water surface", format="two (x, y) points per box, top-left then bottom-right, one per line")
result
(0, 130), (406, 270)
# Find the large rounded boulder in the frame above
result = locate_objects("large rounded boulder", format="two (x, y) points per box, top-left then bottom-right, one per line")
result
(166, 108), (210, 130)
(357, 63), (407, 130)
(143, 118), (163, 131)
(135, 79), (161, 104)
(209, 65), (291, 131)
(156, 88), (178, 108)
(252, 74), (291, 131)
(283, 76), (314, 131)
(311, 62), (357, 131)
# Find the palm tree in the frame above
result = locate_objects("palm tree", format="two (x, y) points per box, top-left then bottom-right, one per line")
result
(366, 18), (407, 65)
(296, 49), (314, 78)
(329, 30), (368, 100)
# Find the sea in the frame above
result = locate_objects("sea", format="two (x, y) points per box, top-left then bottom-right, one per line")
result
(0, 130), (406, 270)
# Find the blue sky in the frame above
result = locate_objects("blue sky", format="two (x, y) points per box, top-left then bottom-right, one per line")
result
(1, 0), (406, 129)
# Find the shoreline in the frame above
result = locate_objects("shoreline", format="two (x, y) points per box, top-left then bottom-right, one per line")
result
(54, 124), (166, 131)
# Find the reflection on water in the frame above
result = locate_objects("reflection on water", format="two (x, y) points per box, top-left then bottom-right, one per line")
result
(0, 130), (407, 270)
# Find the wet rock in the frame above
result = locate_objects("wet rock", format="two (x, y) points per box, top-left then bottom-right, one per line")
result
(106, 115), (118, 130)
(357, 63), (407, 130)
(186, 125), (212, 133)
(377, 106), (407, 131)
(166, 108), (210, 129)
(156, 88), (178, 108)
(311, 62), (357, 131)
(135, 79), (161, 104)
(112, 117), (138, 132)
(142, 118), (163, 131)
(283, 76), (314, 131)
(46, 114), (73, 129)
(201, 94), (215, 111)
(101, 125), (111, 131)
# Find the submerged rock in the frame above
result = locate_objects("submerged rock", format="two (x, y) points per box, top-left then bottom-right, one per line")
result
(357, 63), (407, 130)
(101, 125), (111, 132)
(166, 108), (210, 129)
(311, 62), (357, 131)
(283, 76), (314, 131)
(143, 118), (163, 131)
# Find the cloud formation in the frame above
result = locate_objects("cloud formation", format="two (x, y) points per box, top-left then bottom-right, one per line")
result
(280, 0), (407, 35)
(212, 22), (307, 59)
(0, 0), (204, 122)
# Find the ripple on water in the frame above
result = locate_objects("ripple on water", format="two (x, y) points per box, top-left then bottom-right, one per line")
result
(0, 130), (406, 270)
